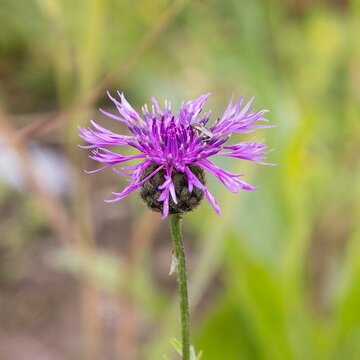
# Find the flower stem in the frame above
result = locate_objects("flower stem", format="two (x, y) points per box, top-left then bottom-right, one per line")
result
(169, 214), (190, 360)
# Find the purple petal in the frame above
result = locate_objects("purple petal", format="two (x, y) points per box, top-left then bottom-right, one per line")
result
(78, 121), (134, 148)
(178, 93), (211, 124)
(106, 91), (145, 126)
(84, 165), (110, 174)
(211, 96), (270, 135)
(90, 148), (146, 166)
(185, 166), (221, 215)
(106, 163), (164, 203)
(219, 141), (274, 165)
(151, 97), (163, 116)
(197, 158), (255, 192)
(162, 195), (169, 219)
(157, 166), (178, 218)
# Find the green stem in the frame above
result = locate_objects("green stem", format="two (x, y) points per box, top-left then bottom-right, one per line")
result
(169, 214), (190, 360)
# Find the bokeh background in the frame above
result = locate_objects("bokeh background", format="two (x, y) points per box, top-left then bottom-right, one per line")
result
(1, 0), (360, 359)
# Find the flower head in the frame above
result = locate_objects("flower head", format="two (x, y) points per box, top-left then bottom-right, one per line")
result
(79, 92), (273, 218)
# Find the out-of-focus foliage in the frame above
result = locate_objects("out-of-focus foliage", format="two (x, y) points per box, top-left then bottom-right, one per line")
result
(1, 0), (360, 359)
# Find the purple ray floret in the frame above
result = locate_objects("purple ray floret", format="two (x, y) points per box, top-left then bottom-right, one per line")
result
(79, 92), (273, 218)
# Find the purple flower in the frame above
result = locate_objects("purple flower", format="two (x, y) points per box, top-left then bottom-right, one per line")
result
(79, 92), (273, 218)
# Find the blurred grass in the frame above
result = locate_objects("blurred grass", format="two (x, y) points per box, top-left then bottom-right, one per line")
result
(1, 0), (360, 359)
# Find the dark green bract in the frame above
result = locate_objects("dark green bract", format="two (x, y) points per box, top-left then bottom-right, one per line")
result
(139, 164), (205, 214)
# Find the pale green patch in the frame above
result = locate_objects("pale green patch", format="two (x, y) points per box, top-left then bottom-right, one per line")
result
(167, 338), (203, 360)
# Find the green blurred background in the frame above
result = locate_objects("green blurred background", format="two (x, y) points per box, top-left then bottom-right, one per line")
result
(1, 0), (360, 359)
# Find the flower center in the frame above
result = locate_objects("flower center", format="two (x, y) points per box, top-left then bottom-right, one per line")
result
(139, 164), (205, 214)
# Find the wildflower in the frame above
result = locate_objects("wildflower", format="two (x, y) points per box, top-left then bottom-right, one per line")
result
(79, 92), (272, 218)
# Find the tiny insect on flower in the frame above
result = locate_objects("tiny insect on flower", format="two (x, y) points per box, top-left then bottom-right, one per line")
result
(79, 92), (274, 219)
(192, 123), (213, 143)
